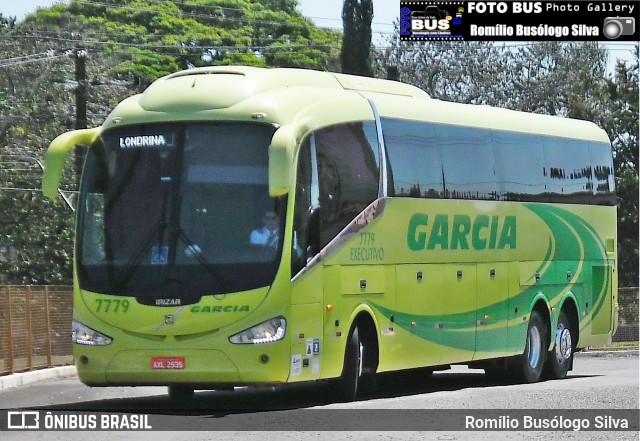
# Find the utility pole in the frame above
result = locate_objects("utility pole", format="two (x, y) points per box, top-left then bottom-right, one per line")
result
(74, 47), (88, 183)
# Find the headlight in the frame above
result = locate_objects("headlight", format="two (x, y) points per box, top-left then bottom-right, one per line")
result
(229, 317), (286, 344)
(72, 320), (112, 346)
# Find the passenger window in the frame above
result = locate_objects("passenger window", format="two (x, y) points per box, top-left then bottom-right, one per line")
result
(589, 142), (616, 205)
(436, 125), (497, 200)
(314, 122), (380, 249)
(494, 131), (546, 201)
(543, 137), (594, 203)
(291, 137), (314, 276)
(383, 119), (443, 198)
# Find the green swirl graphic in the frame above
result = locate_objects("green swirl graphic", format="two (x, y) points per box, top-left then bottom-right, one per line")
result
(370, 204), (610, 353)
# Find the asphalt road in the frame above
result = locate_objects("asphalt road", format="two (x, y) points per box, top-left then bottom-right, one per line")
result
(0, 352), (638, 440)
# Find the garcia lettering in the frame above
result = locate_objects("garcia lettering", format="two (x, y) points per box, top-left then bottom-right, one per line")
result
(191, 305), (250, 313)
(407, 213), (516, 251)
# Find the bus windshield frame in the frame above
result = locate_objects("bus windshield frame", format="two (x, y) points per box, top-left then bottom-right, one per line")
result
(76, 121), (286, 301)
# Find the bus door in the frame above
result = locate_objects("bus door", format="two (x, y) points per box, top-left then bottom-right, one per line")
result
(289, 134), (324, 383)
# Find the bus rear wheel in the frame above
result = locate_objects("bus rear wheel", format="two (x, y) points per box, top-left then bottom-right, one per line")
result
(544, 310), (574, 379)
(518, 310), (547, 383)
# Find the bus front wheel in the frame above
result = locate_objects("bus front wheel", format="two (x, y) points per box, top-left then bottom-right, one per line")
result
(334, 325), (362, 402)
(544, 310), (574, 379)
(518, 310), (547, 383)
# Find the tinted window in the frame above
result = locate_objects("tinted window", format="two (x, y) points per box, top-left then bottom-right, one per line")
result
(382, 119), (443, 198)
(383, 119), (497, 200)
(543, 137), (594, 203)
(291, 137), (315, 275)
(436, 125), (497, 200)
(589, 142), (616, 205)
(494, 131), (547, 202)
(291, 122), (380, 275)
(78, 123), (284, 298)
(381, 118), (614, 205)
(315, 122), (380, 248)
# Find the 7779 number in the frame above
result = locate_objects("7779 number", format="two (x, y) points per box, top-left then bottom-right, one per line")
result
(95, 298), (130, 313)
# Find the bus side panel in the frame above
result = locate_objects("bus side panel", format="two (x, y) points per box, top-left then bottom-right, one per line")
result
(394, 264), (443, 369)
(591, 265), (613, 335)
(439, 264), (477, 365)
(474, 262), (512, 360)
(321, 264), (397, 377)
(288, 303), (323, 382)
(320, 265), (348, 380)
(579, 264), (615, 348)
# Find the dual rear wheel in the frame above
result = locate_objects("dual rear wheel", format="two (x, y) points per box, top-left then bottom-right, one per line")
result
(545, 310), (574, 379)
(486, 309), (575, 383)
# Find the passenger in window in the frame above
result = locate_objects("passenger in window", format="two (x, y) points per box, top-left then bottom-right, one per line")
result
(250, 211), (280, 248)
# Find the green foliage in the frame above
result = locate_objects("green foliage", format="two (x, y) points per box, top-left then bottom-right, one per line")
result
(340, 0), (373, 77)
(604, 52), (639, 287)
(18, 0), (341, 87)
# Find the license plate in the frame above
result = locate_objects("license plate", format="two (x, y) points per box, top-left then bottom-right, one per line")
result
(151, 357), (185, 370)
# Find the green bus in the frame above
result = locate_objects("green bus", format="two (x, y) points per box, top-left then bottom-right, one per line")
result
(43, 66), (618, 401)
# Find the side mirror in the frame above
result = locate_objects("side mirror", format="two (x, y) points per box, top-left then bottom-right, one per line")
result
(42, 128), (98, 199)
(268, 125), (296, 196)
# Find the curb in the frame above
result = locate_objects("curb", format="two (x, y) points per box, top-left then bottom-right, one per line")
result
(0, 366), (77, 391)
(575, 350), (639, 358)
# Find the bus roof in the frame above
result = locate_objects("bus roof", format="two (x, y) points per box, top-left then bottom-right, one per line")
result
(103, 66), (610, 144)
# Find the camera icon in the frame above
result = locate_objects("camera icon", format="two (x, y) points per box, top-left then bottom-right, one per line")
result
(603, 17), (635, 39)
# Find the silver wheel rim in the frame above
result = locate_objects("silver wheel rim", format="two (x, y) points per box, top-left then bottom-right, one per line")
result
(527, 325), (542, 369)
(555, 324), (572, 363)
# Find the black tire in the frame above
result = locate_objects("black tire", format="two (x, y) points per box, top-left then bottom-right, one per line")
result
(334, 326), (362, 402)
(168, 385), (194, 401)
(544, 310), (574, 379)
(518, 310), (547, 383)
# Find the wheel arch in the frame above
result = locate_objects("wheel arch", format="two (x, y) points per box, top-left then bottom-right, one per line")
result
(346, 304), (380, 375)
(558, 294), (580, 348)
(530, 293), (552, 350)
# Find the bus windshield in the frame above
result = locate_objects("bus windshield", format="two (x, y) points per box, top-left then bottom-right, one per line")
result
(77, 122), (284, 299)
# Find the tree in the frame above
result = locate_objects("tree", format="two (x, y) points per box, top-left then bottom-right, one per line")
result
(340, 0), (373, 76)
(603, 51), (639, 287)
(382, 39), (511, 104)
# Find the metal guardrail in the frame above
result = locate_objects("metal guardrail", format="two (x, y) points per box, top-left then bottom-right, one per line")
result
(614, 287), (639, 343)
(0, 285), (638, 376)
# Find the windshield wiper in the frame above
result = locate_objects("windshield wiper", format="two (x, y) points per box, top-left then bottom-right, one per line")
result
(110, 220), (168, 291)
(175, 228), (229, 292)
(110, 174), (172, 291)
